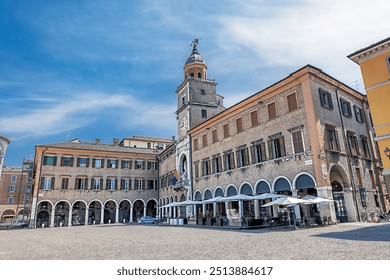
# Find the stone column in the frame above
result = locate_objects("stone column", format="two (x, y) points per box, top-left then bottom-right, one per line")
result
(238, 200), (243, 223)
(254, 200), (260, 219)
(130, 206), (134, 222)
(173, 206), (177, 218)
(85, 207), (89, 225)
(143, 206), (147, 217)
(115, 206), (119, 223)
(213, 202), (217, 217)
(50, 207), (55, 227)
(68, 207), (73, 227)
(100, 207), (104, 224)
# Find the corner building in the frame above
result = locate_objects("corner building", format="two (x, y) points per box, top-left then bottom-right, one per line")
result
(159, 41), (384, 225)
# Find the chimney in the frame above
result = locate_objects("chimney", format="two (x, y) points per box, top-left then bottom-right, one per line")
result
(113, 138), (118, 145)
(95, 138), (100, 145)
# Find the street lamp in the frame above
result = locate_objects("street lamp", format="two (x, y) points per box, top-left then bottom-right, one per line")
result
(384, 147), (390, 159)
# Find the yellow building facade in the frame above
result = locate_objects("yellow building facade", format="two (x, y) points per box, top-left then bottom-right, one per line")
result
(349, 37), (390, 209)
(349, 38), (390, 172)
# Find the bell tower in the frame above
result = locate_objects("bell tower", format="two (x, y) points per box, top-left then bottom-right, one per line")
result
(174, 40), (225, 200)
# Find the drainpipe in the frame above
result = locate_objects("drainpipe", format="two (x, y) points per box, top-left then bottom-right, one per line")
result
(334, 86), (361, 221)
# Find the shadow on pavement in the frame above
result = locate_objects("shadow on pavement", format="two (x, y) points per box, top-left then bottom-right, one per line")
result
(314, 224), (390, 242)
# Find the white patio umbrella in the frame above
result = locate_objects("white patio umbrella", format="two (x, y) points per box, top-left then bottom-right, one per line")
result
(261, 196), (314, 207)
(221, 194), (257, 202)
(201, 196), (225, 204)
(253, 193), (287, 200)
(176, 200), (203, 206)
(302, 195), (334, 203)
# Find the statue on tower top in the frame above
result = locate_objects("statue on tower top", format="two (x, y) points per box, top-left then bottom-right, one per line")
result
(191, 39), (199, 54)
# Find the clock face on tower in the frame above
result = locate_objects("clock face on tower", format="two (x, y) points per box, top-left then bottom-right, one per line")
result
(179, 116), (188, 139)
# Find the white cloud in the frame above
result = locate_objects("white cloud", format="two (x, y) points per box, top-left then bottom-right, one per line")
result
(0, 92), (175, 141)
(215, 0), (390, 90)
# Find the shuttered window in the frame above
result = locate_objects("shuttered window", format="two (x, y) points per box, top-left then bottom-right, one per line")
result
(236, 117), (243, 133)
(193, 139), (199, 151)
(291, 130), (304, 153)
(212, 129), (218, 143)
(287, 92), (298, 112)
(223, 123), (230, 138)
(319, 88), (333, 109)
(250, 110), (259, 127)
(202, 134), (208, 147)
(267, 102), (277, 120)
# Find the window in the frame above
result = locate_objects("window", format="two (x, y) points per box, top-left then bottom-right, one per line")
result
(147, 180), (156, 190)
(43, 156), (57, 166)
(181, 97), (185, 106)
(7, 197), (14, 204)
(202, 134), (208, 148)
(326, 126), (341, 151)
(121, 160), (132, 169)
(135, 160), (144, 169)
(147, 161), (156, 170)
(135, 179), (143, 190)
(193, 139), (199, 151)
(201, 109), (207, 119)
(356, 168), (363, 187)
(387, 57), (390, 72)
(212, 129), (218, 144)
(223, 123), (230, 138)
(212, 155), (222, 173)
(319, 88), (333, 109)
(291, 128), (304, 154)
(121, 179), (130, 190)
(108, 159), (118, 169)
(75, 178), (86, 190)
(11, 175), (17, 182)
(202, 159), (210, 176)
(353, 105), (364, 123)
(369, 170), (376, 190)
(60, 156), (73, 167)
(201, 89), (205, 94)
(93, 158), (103, 168)
(42, 177), (53, 190)
(287, 92), (298, 111)
(147, 142), (151, 149)
(251, 141), (266, 163)
(361, 136), (371, 159)
(61, 178), (69, 190)
(194, 161), (199, 178)
(347, 132), (360, 156)
(340, 98), (352, 117)
(77, 158), (89, 167)
(8, 185), (16, 192)
(267, 102), (277, 120)
(107, 178), (116, 190)
(93, 178), (102, 190)
(268, 134), (286, 159)
(250, 110), (259, 127)
(236, 117), (243, 133)
(223, 150), (235, 171)
(236, 147), (249, 167)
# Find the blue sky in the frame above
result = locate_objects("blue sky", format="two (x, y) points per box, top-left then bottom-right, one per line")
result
(1, 0), (389, 166)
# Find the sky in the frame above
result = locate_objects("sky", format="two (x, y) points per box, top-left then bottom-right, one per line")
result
(1, 0), (389, 166)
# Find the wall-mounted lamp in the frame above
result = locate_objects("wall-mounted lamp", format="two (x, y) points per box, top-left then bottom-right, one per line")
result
(384, 147), (390, 159)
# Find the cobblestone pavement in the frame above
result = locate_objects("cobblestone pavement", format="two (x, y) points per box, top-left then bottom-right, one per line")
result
(0, 222), (389, 260)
